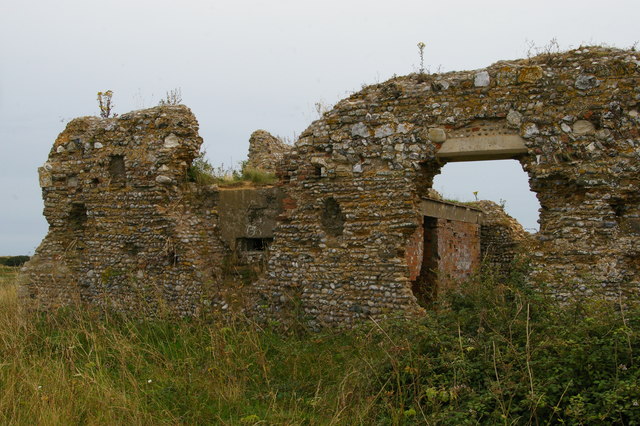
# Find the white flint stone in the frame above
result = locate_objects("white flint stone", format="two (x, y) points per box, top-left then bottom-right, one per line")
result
(427, 128), (446, 143)
(506, 110), (523, 128)
(94, 142), (104, 149)
(575, 74), (599, 90)
(573, 120), (595, 136)
(561, 123), (572, 133)
(43, 162), (53, 171)
(56, 145), (66, 153)
(394, 143), (405, 152)
(164, 134), (180, 148)
(474, 71), (490, 87)
(158, 165), (170, 172)
(351, 122), (369, 138)
(433, 80), (450, 90)
(523, 123), (539, 139)
(397, 123), (410, 134)
(596, 129), (611, 140)
(352, 163), (363, 173)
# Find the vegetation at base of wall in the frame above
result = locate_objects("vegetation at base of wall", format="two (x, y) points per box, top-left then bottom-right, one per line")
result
(187, 154), (277, 187)
(0, 266), (638, 424)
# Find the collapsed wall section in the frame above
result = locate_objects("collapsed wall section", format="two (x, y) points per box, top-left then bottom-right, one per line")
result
(246, 130), (291, 173)
(21, 106), (230, 316)
(473, 200), (531, 275)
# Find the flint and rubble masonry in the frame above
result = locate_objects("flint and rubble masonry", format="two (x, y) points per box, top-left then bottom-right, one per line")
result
(22, 46), (640, 326)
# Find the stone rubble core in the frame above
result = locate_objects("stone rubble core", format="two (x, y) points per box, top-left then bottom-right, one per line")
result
(21, 46), (640, 326)
(245, 130), (292, 174)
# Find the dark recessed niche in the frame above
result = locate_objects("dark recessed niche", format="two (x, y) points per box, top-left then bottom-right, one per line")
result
(124, 242), (140, 256)
(237, 237), (273, 252)
(609, 199), (626, 217)
(109, 155), (126, 182)
(69, 203), (87, 230)
(320, 197), (345, 237)
(166, 249), (179, 266)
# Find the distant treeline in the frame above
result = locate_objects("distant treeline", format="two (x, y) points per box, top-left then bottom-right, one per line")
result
(0, 256), (30, 267)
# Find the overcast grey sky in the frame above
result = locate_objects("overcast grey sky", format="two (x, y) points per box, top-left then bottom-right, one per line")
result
(1, 0), (638, 255)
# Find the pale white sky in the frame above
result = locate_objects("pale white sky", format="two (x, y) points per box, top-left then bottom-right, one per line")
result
(1, 0), (638, 254)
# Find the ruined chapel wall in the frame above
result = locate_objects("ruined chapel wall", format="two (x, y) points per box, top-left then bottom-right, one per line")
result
(259, 46), (640, 325)
(22, 106), (232, 316)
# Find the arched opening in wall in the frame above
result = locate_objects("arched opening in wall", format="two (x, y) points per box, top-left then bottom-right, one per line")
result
(432, 160), (540, 232)
(409, 159), (540, 307)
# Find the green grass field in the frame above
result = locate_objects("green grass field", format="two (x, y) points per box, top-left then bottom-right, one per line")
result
(0, 265), (638, 424)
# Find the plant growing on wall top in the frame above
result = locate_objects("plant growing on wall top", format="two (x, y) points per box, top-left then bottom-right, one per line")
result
(97, 90), (114, 118)
(417, 41), (426, 74)
(158, 88), (183, 106)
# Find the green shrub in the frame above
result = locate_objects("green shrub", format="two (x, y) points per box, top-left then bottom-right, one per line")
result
(186, 152), (217, 185)
(0, 256), (30, 267)
(369, 265), (640, 424)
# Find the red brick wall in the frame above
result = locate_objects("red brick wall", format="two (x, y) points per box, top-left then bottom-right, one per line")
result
(408, 217), (481, 299)
(405, 226), (424, 281)
(434, 219), (480, 293)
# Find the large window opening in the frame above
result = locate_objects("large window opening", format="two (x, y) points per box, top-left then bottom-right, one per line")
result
(432, 160), (540, 233)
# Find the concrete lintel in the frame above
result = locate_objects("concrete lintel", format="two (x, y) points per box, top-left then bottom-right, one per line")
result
(436, 134), (528, 162)
(218, 187), (285, 249)
(420, 198), (483, 224)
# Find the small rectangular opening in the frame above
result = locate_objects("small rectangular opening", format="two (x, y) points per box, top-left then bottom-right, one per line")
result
(109, 155), (126, 182)
(69, 203), (88, 230)
(236, 237), (273, 252)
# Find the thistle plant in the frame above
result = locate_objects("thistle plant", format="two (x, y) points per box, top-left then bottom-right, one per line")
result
(97, 90), (114, 118)
(417, 42), (426, 74)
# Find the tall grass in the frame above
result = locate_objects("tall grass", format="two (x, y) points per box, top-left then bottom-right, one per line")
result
(1, 265), (638, 424)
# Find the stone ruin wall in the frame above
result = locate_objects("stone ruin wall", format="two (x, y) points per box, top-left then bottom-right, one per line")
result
(255, 46), (640, 326)
(474, 200), (532, 275)
(22, 106), (232, 316)
(21, 47), (640, 326)
(21, 106), (292, 318)
(245, 130), (292, 174)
